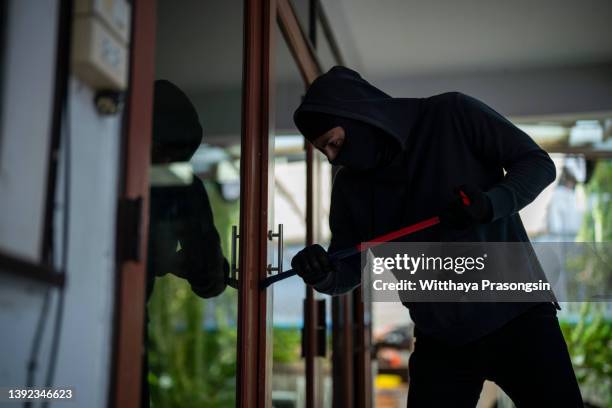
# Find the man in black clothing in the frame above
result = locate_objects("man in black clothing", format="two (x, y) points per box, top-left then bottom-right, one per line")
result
(291, 66), (583, 407)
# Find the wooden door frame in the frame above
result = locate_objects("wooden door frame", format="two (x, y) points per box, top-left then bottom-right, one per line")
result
(110, 1), (156, 407)
(236, 0), (275, 406)
(238, 0), (325, 407)
(277, 0), (320, 84)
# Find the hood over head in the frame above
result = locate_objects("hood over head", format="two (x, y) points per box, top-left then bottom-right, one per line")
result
(293, 66), (422, 151)
(152, 79), (203, 164)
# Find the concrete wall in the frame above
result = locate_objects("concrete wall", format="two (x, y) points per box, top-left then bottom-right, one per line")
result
(0, 1), (122, 407)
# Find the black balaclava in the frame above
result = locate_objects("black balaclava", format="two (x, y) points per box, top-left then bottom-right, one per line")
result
(296, 111), (398, 172)
(330, 116), (397, 171)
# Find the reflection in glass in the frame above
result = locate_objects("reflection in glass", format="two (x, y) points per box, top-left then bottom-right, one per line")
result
(147, 80), (228, 300)
(315, 17), (340, 72)
(144, 1), (243, 407)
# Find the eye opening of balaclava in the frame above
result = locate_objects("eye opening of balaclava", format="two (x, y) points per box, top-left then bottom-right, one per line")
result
(295, 110), (399, 172)
(152, 80), (203, 164)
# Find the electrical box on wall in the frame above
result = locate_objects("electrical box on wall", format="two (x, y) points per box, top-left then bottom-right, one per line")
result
(72, 0), (131, 90)
(75, 0), (131, 42)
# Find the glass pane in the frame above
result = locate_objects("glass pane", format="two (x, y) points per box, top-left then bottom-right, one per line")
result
(270, 24), (308, 407)
(145, 1), (243, 407)
(313, 152), (334, 408)
(315, 18), (339, 71)
(290, 0), (311, 39)
(311, 14), (337, 404)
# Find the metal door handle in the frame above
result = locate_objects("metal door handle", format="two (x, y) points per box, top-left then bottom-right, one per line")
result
(227, 225), (239, 289)
(266, 224), (283, 275)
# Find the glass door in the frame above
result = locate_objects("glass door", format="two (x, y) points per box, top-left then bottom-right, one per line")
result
(269, 24), (309, 407)
(267, 1), (350, 407)
(268, 2), (333, 407)
(236, 1), (340, 407)
(144, 1), (244, 407)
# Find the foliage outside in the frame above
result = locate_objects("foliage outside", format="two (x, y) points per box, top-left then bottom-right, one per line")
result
(561, 160), (612, 407)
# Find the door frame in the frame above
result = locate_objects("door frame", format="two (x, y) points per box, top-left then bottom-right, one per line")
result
(236, 0), (275, 406)
(237, 0), (323, 406)
(110, 1), (156, 408)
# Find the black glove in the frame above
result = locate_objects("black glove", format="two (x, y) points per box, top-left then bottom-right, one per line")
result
(291, 244), (335, 285)
(440, 184), (493, 229)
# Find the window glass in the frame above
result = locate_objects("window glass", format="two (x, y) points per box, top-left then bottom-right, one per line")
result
(315, 18), (339, 71)
(145, 1), (243, 406)
(271, 24), (308, 407)
(290, 0), (310, 39)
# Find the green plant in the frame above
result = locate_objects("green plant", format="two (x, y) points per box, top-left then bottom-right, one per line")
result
(570, 161), (612, 298)
(272, 328), (302, 364)
(147, 276), (238, 408)
(561, 160), (612, 407)
(560, 303), (612, 407)
(578, 161), (612, 243)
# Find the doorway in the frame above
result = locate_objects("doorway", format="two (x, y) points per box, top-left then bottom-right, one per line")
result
(113, 1), (357, 407)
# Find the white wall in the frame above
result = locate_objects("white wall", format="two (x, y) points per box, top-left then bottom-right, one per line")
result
(0, 0), (58, 261)
(0, 2), (122, 407)
(52, 79), (121, 407)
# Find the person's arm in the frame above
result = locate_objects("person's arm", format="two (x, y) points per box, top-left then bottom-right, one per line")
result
(178, 177), (228, 298)
(311, 170), (362, 295)
(455, 93), (556, 221)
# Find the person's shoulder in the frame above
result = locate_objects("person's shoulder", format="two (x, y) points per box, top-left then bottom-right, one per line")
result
(426, 91), (472, 106)
(425, 92), (487, 117)
(419, 92), (460, 112)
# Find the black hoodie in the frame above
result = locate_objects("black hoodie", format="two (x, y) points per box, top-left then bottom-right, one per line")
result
(294, 66), (557, 346)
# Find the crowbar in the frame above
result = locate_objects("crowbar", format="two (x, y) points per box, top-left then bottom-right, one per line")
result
(260, 215), (441, 288)
(259, 186), (473, 289)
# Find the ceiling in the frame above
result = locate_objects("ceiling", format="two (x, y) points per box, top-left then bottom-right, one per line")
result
(321, 0), (612, 80)
(153, 0), (612, 131)
(155, 0), (612, 87)
(155, 0), (244, 90)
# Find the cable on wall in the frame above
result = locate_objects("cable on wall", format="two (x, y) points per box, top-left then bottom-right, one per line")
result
(22, 1), (73, 406)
